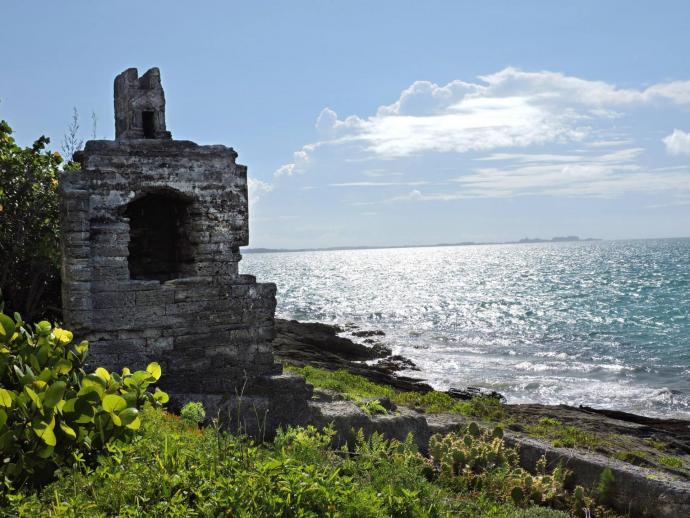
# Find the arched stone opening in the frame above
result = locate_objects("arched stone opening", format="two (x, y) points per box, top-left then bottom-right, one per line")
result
(124, 192), (195, 281)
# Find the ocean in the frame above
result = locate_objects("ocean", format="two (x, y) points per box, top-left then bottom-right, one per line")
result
(241, 238), (690, 419)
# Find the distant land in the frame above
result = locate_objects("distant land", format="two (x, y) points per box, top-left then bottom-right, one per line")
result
(242, 236), (601, 254)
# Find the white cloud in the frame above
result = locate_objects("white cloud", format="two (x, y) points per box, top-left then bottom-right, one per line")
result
(663, 129), (690, 155)
(278, 68), (690, 173)
(273, 68), (690, 202)
(247, 177), (273, 206)
(274, 144), (317, 177)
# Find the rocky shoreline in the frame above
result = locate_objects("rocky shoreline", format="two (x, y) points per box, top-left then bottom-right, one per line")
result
(274, 318), (690, 516)
(274, 318), (690, 470)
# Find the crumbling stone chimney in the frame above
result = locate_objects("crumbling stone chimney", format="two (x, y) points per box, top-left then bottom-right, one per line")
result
(59, 68), (311, 434)
(114, 67), (171, 140)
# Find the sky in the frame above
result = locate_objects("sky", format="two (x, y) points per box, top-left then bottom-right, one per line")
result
(2, 1), (690, 248)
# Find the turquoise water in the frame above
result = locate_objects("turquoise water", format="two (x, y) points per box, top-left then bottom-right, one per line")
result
(241, 239), (690, 418)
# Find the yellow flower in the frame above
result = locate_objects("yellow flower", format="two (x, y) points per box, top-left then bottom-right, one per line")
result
(53, 328), (73, 345)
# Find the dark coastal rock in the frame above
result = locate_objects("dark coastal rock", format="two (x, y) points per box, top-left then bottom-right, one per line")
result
(351, 329), (386, 338)
(447, 386), (506, 403)
(274, 319), (382, 361)
(273, 318), (432, 393)
(374, 355), (420, 373)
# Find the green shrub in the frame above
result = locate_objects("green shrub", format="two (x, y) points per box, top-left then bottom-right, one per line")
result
(180, 401), (205, 426)
(0, 120), (63, 322)
(0, 312), (168, 489)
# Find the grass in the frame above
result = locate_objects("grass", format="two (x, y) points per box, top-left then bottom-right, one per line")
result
(287, 365), (504, 420)
(3, 405), (571, 517)
(613, 450), (650, 466)
(643, 438), (668, 451)
(658, 454), (684, 469)
(525, 417), (602, 449)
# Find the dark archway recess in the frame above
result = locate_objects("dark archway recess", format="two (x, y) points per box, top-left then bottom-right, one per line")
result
(125, 192), (194, 281)
(142, 111), (155, 138)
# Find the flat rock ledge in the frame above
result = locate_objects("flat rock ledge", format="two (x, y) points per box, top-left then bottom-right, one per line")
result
(308, 399), (690, 518)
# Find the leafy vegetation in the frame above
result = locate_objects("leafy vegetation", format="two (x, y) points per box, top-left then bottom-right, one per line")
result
(0, 313), (167, 490)
(596, 468), (616, 506)
(180, 400), (206, 426)
(0, 121), (63, 321)
(7, 405), (572, 517)
(429, 423), (578, 512)
(288, 365), (504, 420)
(525, 417), (601, 449)
(359, 398), (389, 416)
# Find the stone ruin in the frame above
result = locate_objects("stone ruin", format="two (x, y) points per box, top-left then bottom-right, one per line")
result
(59, 67), (311, 435)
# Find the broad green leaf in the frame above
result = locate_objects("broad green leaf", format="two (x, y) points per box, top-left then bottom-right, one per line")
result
(38, 367), (52, 382)
(153, 388), (169, 404)
(0, 408), (7, 429)
(71, 393), (98, 423)
(80, 374), (106, 398)
(0, 430), (13, 449)
(0, 389), (12, 408)
(55, 358), (72, 374)
(43, 381), (66, 408)
(62, 397), (76, 413)
(38, 445), (54, 458)
(28, 354), (40, 373)
(33, 421), (57, 446)
(102, 394), (127, 414)
(119, 407), (139, 426)
(75, 340), (89, 354)
(31, 380), (47, 390)
(35, 321), (52, 336)
(25, 386), (42, 409)
(146, 362), (162, 381)
(0, 313), (15, 342)
(59, 422), (76, 439)
(125, 416), (141, 430)
(95, 367), (110, 383)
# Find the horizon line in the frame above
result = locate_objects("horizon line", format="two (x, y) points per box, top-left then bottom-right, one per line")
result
(242, 235), (690, 255)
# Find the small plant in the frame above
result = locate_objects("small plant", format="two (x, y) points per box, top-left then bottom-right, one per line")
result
(0, 312), (168, 489)
(359, 399), (388, 415)
(597, 467), (616, 505)
(643, 438), (668, 451)
(658, 454), (683, 468)
(180, 401), (206, 426)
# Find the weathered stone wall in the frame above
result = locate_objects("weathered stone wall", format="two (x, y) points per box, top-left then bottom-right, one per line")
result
(60, 139), (277, 394)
